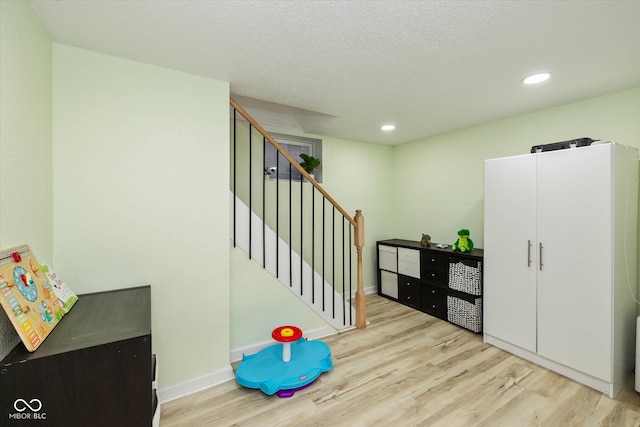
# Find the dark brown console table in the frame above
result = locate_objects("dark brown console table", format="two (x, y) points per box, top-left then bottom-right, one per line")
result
(0, 285), (155, 426)
(377, 239), (484, 333)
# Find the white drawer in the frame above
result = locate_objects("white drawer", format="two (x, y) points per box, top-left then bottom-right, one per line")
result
(398, 247), (420, 264)
(378, 245), (398, 272)
(380, 270), (398, 299)
(398, 260), (420, 279)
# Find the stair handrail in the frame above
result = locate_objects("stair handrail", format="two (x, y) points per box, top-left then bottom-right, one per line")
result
(230, 97), (366, 328)
(230, 98), (356, 227)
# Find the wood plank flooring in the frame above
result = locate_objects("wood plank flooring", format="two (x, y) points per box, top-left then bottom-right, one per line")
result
(160, 294), (640, 426)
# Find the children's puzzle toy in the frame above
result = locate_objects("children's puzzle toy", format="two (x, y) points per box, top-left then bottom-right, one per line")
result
(235, 325), (333, 398)
(452, 229), (474, 253)
(0, 245), (67, 352)
(42, 264), (78, 313)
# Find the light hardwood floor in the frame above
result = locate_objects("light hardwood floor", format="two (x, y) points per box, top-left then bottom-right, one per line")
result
(161, 294), (640, 426)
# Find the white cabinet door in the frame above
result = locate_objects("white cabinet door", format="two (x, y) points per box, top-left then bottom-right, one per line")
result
(484, 154), (538, 352)
(536, 145), (612, 380)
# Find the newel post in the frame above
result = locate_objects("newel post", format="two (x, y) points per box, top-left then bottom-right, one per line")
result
(354, 210), (366, 328)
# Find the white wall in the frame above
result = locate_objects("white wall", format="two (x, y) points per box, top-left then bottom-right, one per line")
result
(0, 0), (53, 258)
(52, 44), (230, 390)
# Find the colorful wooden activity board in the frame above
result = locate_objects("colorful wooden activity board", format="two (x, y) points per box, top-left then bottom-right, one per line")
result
(0, 245), (65, 352)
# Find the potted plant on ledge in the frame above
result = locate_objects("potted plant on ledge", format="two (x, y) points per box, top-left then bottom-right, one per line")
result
(264, 166), (277, 180)
(299, 154), (320, 180)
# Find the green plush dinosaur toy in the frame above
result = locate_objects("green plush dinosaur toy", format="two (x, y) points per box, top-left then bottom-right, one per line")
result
(452, 228), (473, 253)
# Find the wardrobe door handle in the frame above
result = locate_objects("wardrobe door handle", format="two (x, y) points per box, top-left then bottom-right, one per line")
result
(539, 242), (543, 271)
(527, 240), (532, 267)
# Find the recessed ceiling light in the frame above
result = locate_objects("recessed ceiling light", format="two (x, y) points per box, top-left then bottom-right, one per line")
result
(381, 124), (395, 131)
(522, 72), (551, 85)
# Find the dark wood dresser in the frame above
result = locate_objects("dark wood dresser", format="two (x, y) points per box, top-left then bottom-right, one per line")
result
(0, 285), (155, 426)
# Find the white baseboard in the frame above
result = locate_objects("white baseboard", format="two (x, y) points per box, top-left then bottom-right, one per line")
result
(158, 365), (235, 404)
(158, 326), (340, 403)
(157, 291), (377, 403)
(348, 284), (377, 298)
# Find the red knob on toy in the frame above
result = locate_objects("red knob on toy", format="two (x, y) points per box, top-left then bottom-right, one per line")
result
(272, 326), (303, 362)
(272, 326), (302, 342)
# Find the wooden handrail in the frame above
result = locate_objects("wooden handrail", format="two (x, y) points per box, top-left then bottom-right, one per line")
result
(231, 97), (366, 329)
(230, 97), (356, 227)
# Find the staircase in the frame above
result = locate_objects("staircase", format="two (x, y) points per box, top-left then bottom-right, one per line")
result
(230, 98), (366, 331)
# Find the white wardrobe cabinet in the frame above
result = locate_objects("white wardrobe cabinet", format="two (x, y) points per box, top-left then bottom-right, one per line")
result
(483, 142), (638, 398)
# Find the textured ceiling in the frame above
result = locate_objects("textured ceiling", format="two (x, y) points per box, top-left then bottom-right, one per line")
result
(30, 0), (640, 145)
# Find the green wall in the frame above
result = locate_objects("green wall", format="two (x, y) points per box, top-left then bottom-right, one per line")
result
(52, 44), (230, 392)
(229, 129), (394, 350)
(0, 0), (53, 259)
(392, 87), (640, 248)
(392, 86), (640, 302)
(230, 87), (640, 349)
(3, 0), (639, 398)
